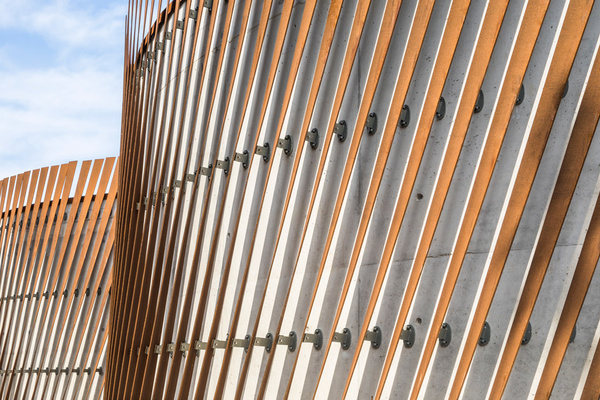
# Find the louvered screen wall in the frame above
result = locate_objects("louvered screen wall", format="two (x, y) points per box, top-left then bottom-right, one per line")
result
(112, 0), (600, 398)
(0, 158), (117, 400)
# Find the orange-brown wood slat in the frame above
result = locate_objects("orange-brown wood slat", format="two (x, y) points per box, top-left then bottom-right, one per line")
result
(121, 1), (196, 396)
(313, 0), (438, 391)
(228, 0), (344, 395)
(27, 159), (103, 398)
(137, 2), (238, 398)
(11, 162), (77, 397)
(1, 166), (58, 396)
(0, 171), (33, 363)
(277, 0), (416, 396)
(330, 0), (471, 396)
(160, 0), (264, 396)
(582, 336), (600, 399)
(0, 176), (17, 312)
(109, 1), (181, 394)
(0, 168), (48, 387)
(534, 175), (600, 399)
(193, 0), (299, 397)
(57, 172), (117, 400)
(406, 2), (551, 398)
(0, 169), (40, 392)
(245, 0), (373, 395)
(373, 0), (511, 396)
(448, 1), (595, 397)
(16, 161), (87, 397)
(211, 1), (323, 396)
(67, 237), (114, 400)
(484, 4), (600, 398)
(174, 1), (278, 398)
(43, 158), (117, 399)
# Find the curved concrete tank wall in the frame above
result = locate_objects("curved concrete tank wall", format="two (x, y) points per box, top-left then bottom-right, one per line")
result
(0, 158), (116, 399)
(112, 0), (600, 399)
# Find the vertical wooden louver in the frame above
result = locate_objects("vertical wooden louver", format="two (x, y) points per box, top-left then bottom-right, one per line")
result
(112, 0), (600, 398)
(0, 158), (117, 400)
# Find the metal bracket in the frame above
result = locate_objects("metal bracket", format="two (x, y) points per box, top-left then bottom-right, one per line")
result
(180, 342), (191, 353)
(366, 112), (378, 135)
(400, 325), (415, 348)
(277, 331), (297, 352)
(212, 339), (228, 349)
(186, 172), (196, 182)
(333, 328), (352, 350)
(277, 135), (293, 156)
(436, 96), (446, 120)
(400, 105), (410, 128)
(61, 368), (69, 375)
(522, 321), (532, 345)
(232, 335), (251, 352)
(438, 323), (452, 347)
(474, 89), (484, 113)
(176, 20), (184, 30)
(216, 157), (230, 175)
(50, 368), (59, 375)
(334, 120), (347, 142)
(203, 0), (213, 11)
(303, 329), (323, 350)
(189, 9), (198, 20)
(255, 142), (270, 162)
(516, 83), (525, 105)
(165, 31), (173, 40)
(173, 179), (182, 189)
(254, 333), (273, 352)
(200, 164), (213, 177)
(154, 345), (163, 354)
(364, 326), (382, 349)
(305, 128), (319, 149)
(234, 150), (250, 169)
(479, 321), (491, 346)
(194, 340), (207, 353)
(166, 342), (176, 355)
(156, 41), (164, 51)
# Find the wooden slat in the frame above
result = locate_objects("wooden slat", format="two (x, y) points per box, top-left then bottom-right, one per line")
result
(175, 1), (278, 398)
(447, 2), (595, 397)
(406, 2), (551, 398)
(486, 8), (600, 398)
(331, 0), (471, 396)
(12, 161), (77, 398)
(246, 0), (374, 395)
(534, 176), (600, 398)
(2, 166), (59, 396)
(160, 0), (260, 397)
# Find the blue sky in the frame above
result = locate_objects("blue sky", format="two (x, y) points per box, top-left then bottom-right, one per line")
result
(0, 0), (128, 179)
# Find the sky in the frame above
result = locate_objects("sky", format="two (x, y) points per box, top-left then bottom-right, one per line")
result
(0, 0), (128, 180)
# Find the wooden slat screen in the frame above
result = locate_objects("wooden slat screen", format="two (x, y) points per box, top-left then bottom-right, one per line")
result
(0, 158), (117, 399)
(112, 0), (600, 398)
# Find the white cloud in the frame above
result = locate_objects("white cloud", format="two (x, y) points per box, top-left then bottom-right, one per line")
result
(0, 0), (127, 179)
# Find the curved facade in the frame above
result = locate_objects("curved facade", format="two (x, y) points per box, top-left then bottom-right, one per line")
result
(0, 158), (116, 399)
(113, 1), (600, 399)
